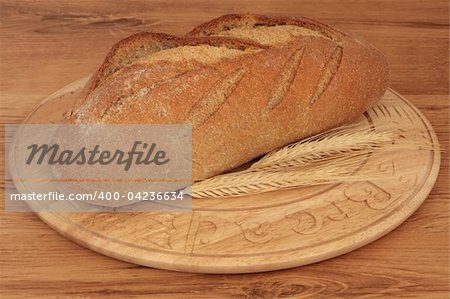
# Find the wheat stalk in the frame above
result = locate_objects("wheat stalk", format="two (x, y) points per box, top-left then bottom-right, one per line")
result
(250, 129), (393, 171)
(191, 119), (433, 198)
(191, 158), (367, 198)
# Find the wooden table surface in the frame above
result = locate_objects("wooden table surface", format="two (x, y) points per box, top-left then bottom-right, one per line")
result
(0, 1), (448, 298)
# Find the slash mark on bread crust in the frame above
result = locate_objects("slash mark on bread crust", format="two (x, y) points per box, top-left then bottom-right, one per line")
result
(185, 67), (247, 129)
(100, 95), (127, 121)
(309, 46), (343, 105)
(99, 70), (192, 121)
(266, 47), (305, 112)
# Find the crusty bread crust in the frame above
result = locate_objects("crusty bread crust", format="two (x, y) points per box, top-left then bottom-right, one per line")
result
(70, 32), (267, 113)
(70, 14), (389, 181)
(75, 32), (266, 107)
(187, 14), (348, 42)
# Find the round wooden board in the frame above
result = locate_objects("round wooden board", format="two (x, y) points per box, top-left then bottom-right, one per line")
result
(10, 77), (441, 273)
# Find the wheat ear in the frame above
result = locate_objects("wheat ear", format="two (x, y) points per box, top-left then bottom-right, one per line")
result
(191, 120), (433, 198)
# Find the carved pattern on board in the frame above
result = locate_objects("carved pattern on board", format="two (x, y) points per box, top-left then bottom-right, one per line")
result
(286, 211), (323, 235)
(344, 181), (393, 210)
(235, 218), (275, 244)
(78, 175), (418, 252)
(141, 213), (177, 249)
(327, 201), (350, 221)
(378, 160), (395, 176)
(84, 213), (125, 231)
(184, 214), (226, 253)
(75, 167), (420, 253)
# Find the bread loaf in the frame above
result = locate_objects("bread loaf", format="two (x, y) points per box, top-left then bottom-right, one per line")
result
(69, 14), (389, 180)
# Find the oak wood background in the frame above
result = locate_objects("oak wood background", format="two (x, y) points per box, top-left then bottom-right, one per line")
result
(0, 1), (448, 298)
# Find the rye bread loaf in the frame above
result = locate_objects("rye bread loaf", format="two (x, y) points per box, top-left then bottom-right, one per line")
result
(69, 14), (389, 181)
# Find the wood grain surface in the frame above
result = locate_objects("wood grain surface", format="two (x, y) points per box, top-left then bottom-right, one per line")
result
(0, 0), (448, 298)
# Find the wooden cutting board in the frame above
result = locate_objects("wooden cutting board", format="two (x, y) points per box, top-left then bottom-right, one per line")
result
(9, 77), (440, 273)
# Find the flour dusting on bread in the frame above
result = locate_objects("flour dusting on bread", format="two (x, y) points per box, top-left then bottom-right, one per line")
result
(136, 45), (259, 65)
(215, 25), (326, 45)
